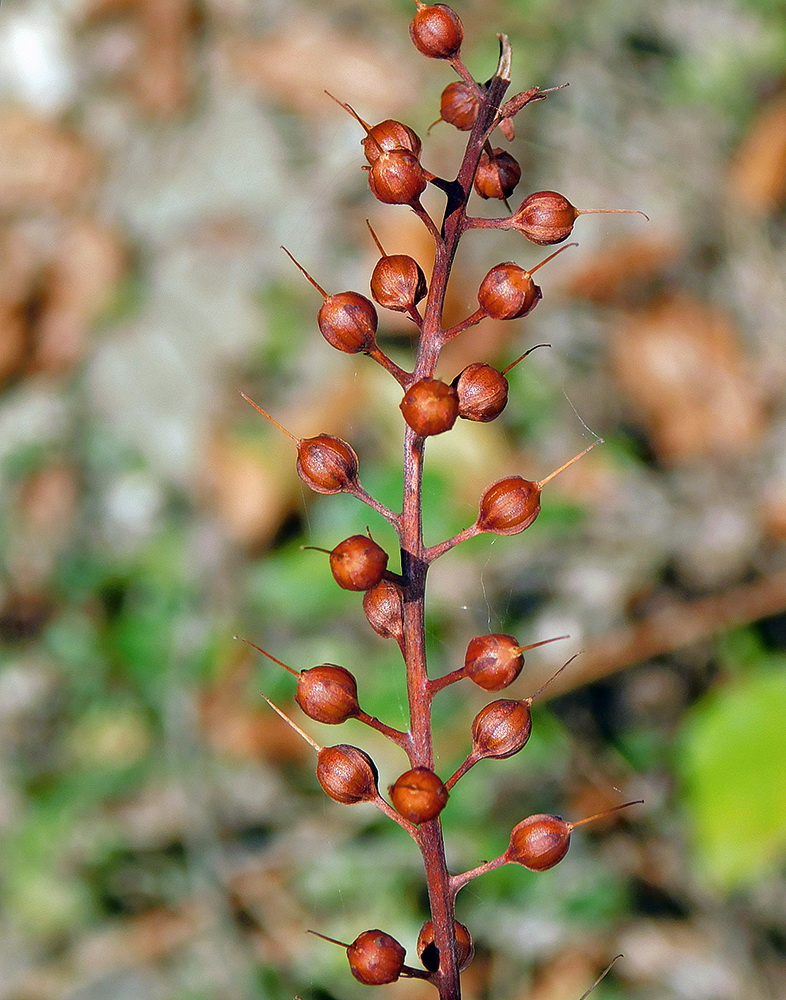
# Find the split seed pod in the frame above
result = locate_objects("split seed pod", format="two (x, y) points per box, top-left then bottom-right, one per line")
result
(505, 801), (643, 870)
(409, 2), (464, 59)
(390, 766), (448, 824)
(417, 919), (474, 972)
(470, 698), (532, 760)
(400, 378), (459, 436)
(512, 190), (648, 246)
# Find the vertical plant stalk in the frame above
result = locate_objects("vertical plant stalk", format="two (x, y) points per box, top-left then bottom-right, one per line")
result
(250, 5), (646, 997)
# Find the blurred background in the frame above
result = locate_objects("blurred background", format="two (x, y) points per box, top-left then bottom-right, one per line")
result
(1, 0), (786, 998)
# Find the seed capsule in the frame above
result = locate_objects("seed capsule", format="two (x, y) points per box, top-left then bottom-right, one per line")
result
(453, 363), (509, 422)
(368, 147), (428, 206)
(328, 534), (389, 592)
(243, 642), (361, 725)
(400, 378), (459, 436)
(471, 698), (532, 759)
(367, 222), (427, 313)
(465, 633), (523, 690)
(512, 191), (648, 246)
(477, 244), (575, 321)
(505, 800), (643, 870)
(436, 81), (479, 131)
(409, 2), (464, 59)
(317, 744), (379, 804)
(308, 928), (407, 986)
(363, 578), (405, 643)
(389, 766), (448, 824)
(476, 440), (601, 536)
(281, 247), (377, 354)
(474, 147), (521, 201)
(361, 120), (422, 165)
(417, 919), (474, 972)
(241, 394), (361, 496)
(296, 663), (360, 724)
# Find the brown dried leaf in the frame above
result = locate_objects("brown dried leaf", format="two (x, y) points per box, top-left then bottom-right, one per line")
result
(220, 18), (419, 115)
(728, 92), (786, 215)
(610, 295), (765, 463)
(135, 0), (193, 116)
(31, 218), (126, 375)
(565, 236), (680, 305)
(0, 110), (99, 213)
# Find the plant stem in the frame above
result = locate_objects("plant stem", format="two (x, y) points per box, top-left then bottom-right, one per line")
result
(396, 42), (513, 1000)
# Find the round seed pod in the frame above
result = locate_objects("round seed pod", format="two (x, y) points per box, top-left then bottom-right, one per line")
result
(296, 435), (359, 495)
(474, 147), (521, 201)
(438, 81), (479, 131)
(478, 262), (542, 320)
(476, 476), (541, 535)
(452, 363), (509, 422)
(316, 744), (379, 805)
(410, 3), (464, 59)
(296, 663), (360, 724)
(400, 378), (459, 436)
(471, 699), (532, 759)
(362, 120), (422, 165)
(505, 813), (572, 870)
(317, 291), (378, 353)
(363, 579), (405, 643)
(371, 253), (427, 312)
(329, 535), (389, 592)
(464, 633), (523, 691)
(368, 148), (428, 206)
(347, 930), (406, 985)
(390, 766), (448, 824)
(513, 191), (579, 245)
(417, 919), (474, 972)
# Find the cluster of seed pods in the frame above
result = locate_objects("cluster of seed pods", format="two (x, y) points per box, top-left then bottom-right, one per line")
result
(245, 3), (645, 997)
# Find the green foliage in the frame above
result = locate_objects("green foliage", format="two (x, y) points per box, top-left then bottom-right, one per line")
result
(677, 635), (786, 889)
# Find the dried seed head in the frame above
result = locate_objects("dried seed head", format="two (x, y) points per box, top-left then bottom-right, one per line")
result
(436, 81), (479, 131)
(316, 744), (379, 804)
(474, 147), (522, 201)
(328, 534), (389, 592)
(370, 254), (427, 312)
(512, 190), (648, 246)
(363, 578), (405, 643)
(464, 633), (523, 690)
(476, 440), (601, 535)
(296, 663), (360, 724)
(410, 2), (463, 59)
(417, 919), (474, 972)
(505, 801), (642, 870)
(400, 377), (459, 436)
(347, 930), (406, 984)
(477, 245), (575, 321)
(471, 698), (532, 759)
(453, 363), (509, 422)
(389, 766), (448, 824)
(368, 147), (428, 205)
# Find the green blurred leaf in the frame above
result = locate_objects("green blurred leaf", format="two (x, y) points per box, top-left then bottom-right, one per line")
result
(678, 661), (786, 889)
